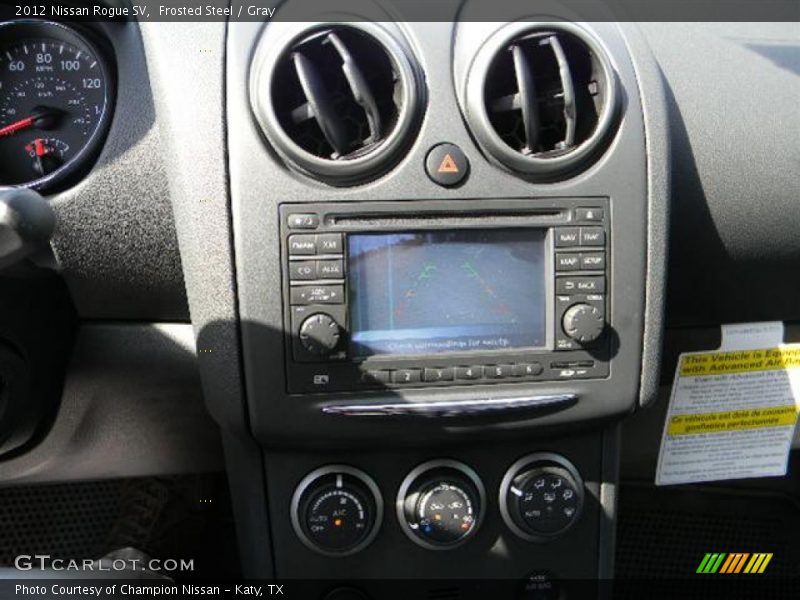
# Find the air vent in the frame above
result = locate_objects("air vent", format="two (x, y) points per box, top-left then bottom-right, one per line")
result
(464, 22), (617, 180)
(250, 23), (424, 185)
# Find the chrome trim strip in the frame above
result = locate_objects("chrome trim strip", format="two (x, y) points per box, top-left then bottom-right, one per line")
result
(321, 394), (577, 417)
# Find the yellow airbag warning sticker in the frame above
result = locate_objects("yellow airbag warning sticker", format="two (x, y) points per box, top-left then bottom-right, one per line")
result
(656, 323), (800, 486)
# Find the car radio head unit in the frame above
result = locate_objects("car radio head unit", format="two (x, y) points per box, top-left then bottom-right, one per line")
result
(280, 200), (610, 394)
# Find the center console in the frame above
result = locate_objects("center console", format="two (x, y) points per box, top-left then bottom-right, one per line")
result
(281, 199), (610, 395)
(181, 1), (672, 595)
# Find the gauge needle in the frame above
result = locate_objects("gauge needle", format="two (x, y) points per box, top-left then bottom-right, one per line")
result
(0, 116), (36, 137)
(0, 108), (64, 137)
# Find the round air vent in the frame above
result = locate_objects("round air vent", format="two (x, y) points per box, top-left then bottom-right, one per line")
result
(463, 22), (618, 181)
(250, 23), (424, 185)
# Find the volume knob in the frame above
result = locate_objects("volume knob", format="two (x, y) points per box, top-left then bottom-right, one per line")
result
(561, 304), (604, 344)
(299, 313), (341, 355)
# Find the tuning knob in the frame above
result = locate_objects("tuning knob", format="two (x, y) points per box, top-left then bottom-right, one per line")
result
(299, 313), (341, 355)
(561, 304), (604, 344)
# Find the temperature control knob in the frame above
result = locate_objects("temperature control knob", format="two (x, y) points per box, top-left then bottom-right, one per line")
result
(500, 454), (584, 541)
(397, 460), (485, 550)
(291, 466), (382, 556)
(562, 303), (604, 344)
(299, 313), (341, 355)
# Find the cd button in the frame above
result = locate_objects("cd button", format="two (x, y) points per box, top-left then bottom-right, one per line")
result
(555, 228), (580, 247)
(455, 366), (482, 380)
(287, 213), (319, 229)
(424, 367), (454, 383)
(579, 227), (605, 246)
(317, 233), (344, 254)
(317, 259), (344, 279)
(556, 253), (580, 272)
(289, 261), (317, 280)
(288, 234), (317, 255)
(484, 364), (513, 379)
(513, 363), (544, 377)
(393, 369), (422, 384)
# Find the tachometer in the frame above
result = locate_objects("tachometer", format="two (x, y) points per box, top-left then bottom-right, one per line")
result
(0, 20), (114, 190)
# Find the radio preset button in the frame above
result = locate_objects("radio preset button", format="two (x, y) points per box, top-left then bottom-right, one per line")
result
(424, 367), (454, 383)
(288, 234), (317, 255)
(361, 370), (391, 385)
(513, 363), (544, 377)
(556, 277), (605, 294)
(456, 366), (482, 380)
(393, 369), (422, 384)
(485, 364), (514, 379)
(555, 253), (580, 272)
(555, 228), (580, 247)
(575, 208), (604, 222)
(317, 233), (344, 255)
(289, 261), (317, 280)
(579, 227), (605, 246)
(287, 213), (320, 229)
(580, 252), (606, 270)
(291, 285), (345, 305)
(317, 259), (344, 279)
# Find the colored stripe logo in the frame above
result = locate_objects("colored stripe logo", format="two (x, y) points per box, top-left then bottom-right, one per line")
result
(696, 552), (773, 574)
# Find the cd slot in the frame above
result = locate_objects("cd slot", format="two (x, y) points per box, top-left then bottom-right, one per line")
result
(329, 210), (566, 229)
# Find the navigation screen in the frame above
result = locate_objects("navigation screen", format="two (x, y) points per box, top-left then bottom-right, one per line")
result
(347, 229), (547, 357)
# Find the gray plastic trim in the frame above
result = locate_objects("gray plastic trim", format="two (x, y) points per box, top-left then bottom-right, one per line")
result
(0, 323), (223, 485)
(617, 22), (670, 408)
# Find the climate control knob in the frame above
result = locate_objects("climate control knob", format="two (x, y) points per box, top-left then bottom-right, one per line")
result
(299, 313), (341, 355)
(561, 303), (604, 344)
(291, 466), (382, 556)
(500, 454), (584, 541)
(397, 460), (485, 550)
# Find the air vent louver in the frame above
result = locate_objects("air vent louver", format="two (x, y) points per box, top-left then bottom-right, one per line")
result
(464, 23), (617, 180)
(251, 23), (423, 184)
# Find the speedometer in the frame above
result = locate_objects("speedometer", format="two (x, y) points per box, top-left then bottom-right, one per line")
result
(0, 20), (114, 191)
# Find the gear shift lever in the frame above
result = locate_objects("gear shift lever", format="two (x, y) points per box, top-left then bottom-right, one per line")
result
(0, 188), (55, 270)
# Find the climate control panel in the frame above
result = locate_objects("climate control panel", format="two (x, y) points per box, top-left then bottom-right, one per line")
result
(290, 455), (584, 555)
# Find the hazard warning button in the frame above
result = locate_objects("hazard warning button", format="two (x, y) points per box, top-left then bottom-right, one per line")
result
(425, 143), (469, 187)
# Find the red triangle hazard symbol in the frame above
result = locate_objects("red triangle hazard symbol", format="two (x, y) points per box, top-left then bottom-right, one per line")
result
(437, 153), (459, 174)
